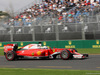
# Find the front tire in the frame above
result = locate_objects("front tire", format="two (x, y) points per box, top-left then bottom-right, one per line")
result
(60, 50), (71, 60)
(5, 51), (17, 61)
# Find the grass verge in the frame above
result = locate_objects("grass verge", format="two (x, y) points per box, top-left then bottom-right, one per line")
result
(0, 68), (100, 75)
(0, 50), (4, 56)
(77, 48), (100, 54)
(0, 48), (100, 56)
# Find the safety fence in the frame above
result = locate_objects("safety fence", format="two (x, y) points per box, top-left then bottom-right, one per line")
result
(0, 22), (100, 41)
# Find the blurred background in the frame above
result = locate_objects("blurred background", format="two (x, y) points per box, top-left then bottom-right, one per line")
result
(0, 0), (100, 42)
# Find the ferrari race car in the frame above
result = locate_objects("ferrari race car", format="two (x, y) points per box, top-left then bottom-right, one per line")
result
(4, 43), (88, 61)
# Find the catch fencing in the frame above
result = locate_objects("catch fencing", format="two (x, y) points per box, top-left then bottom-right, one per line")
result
(0, 14), (100, 42)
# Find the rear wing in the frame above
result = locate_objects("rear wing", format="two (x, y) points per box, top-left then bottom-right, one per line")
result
(4, 44), (18, 53)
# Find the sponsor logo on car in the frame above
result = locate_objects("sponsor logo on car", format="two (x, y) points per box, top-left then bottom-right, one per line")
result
(4, 46), (13, 51)
(37, 51), (41, 55)
(32, 52), (34, 56)
(53, 49), (55, 52)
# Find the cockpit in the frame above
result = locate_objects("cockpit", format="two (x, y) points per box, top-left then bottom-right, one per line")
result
(21, 44), (49, 50)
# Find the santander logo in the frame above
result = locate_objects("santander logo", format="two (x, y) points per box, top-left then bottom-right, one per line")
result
(4, 46), (13, 51)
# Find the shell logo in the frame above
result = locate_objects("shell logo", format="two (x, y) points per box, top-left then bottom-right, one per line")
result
(37, 51), (41, 55)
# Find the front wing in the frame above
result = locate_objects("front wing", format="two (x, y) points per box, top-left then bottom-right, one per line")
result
(73, 54), (88, 59)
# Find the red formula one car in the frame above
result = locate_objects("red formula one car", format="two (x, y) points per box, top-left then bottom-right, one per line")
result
(4, 43), (88, 61)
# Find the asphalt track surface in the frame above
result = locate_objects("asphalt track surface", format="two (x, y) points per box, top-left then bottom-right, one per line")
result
(0, 55), (100, 70)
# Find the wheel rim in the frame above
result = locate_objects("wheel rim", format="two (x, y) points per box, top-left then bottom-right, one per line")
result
(61, 51), (68, 59)
(7, 52), (13, 59)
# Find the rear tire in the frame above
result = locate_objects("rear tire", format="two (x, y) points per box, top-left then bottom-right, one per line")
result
(5, 51), (17, 61)
(60, 50), (71, 60)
